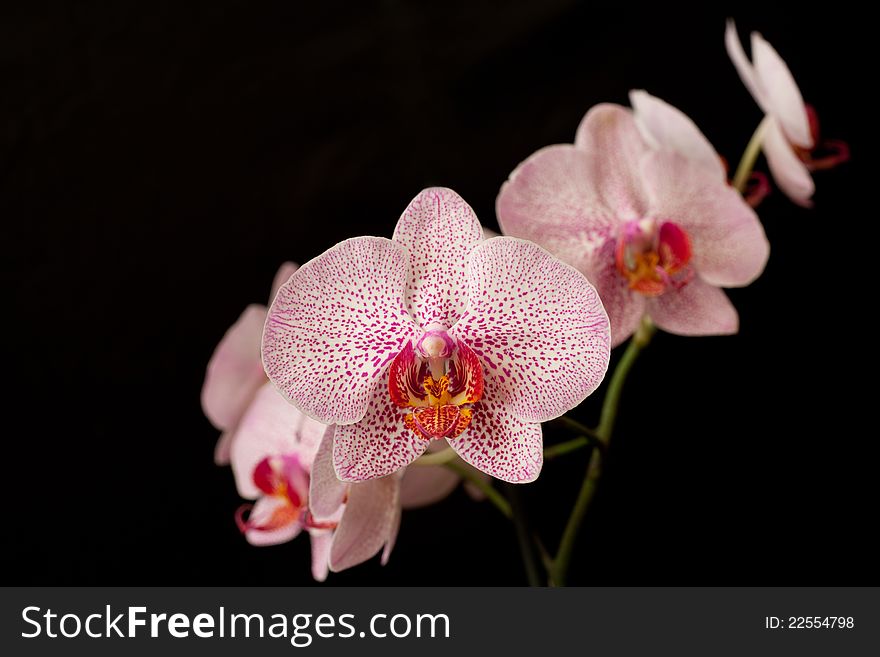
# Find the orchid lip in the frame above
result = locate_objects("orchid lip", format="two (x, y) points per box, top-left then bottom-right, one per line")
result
(615, 219), (693, 297)
(389, 338), (483, 441)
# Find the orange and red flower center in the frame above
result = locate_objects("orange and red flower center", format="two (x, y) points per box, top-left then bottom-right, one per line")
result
(389, 330), (484, 440)
(615, 219), (693, 296)
(236, 455), (336, 535)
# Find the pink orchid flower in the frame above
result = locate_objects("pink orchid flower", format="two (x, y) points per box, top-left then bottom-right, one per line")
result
(629, 90), (770, 206)
(262, 187), (611, 484)
(201, 263), (480, 578)
(497, 104), (770, 347)
(725, 20), (849, 207)
(229, 386), (399, 581)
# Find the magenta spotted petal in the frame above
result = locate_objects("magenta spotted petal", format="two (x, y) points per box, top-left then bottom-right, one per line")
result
(498, 103), (768, 346)
(263, 237), (417, 425)
(264, 187), (611, 483)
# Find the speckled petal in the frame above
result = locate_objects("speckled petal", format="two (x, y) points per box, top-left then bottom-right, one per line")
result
(450, 237), (610, 423)
(329, 475), (400, 572)
(448, 375), (543, 483)
(393, 187), (483, 330)
(333, 377), (430, 482)
(497, 145), (620, 275)
(648, 278), (738, 337)
(270, 261), (299, 300)
(263, 237), (418, 425)
(629, 90), (726, 180)
(230, 382), (326, 500)
(751, 32), (813, 148)
(309, 426), (348, 519)
(309, 531), (333, 582)
(763, 117), (815, 207)
(201, 304), (267, 431)
(640, 151), (769, 288)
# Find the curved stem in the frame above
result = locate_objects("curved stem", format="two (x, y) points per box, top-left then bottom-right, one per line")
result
(549, 416), (603, 443)
(443, 461), (512, 519)
(551, 317), (655, 586)
(543, 436), (592, 460)
(504, 483), (543, 586)
(732, 117), (770, 193)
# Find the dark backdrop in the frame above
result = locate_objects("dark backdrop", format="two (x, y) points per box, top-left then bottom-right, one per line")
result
(3, 1), (874, 585)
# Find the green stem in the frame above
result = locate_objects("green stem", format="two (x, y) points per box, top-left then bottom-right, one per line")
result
(504, 483), (543, 587)
(543, 436), (592, 460)
(732, 117), (770, 193)
(549, 416), (603, 442)
(551, 317), (656, 586)
(444, 461), (512, 519)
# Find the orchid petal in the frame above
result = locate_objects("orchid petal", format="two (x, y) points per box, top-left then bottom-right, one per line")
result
(588, 239), (648, 347)
(450, 237), (610, 423)
(640, 151), (769, 287)
(725, 19), (767, 109)
(309, 426), (348, 519)
(629, 90), (726, 180)
(214, 430), (234, 466)
(201, 304), (266, 431)
(230, 382), (326, 500)
(270, 261), (299, 300)
(648, 278), (739, 337)
(309, 531), (333, 582)
(448, 375), (543, 483)
(333, 377), (430, 482)
(751, 32), (813, 148)
(399, 463), (461, 509)
(763, 117), (815, 207)
(242, 496), (303, 546)
(381, 486), (402, 566)
(393, 187), (483, 330)
(329, 475), (400, 572)
(263, 236), (418, 425)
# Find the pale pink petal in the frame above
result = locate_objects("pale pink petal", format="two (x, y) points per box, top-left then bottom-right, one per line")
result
(497, 145), (617, 275)
(588, 238), (648, 347)
(629, 90), (726, 181)
(573, 104), (653, 217)
(243, 496), (303, 547)
(263, 237), (418, 425)
(201, 304), (267, 431)
(449, 237), (610, 423)
(640, 151), (770, 287)
(399, 464), (460, 509)
(381, 481), (402, 566)
(214, 430), (234, 466)
(309, 426), (347, 519)
(230, 382), (326, 500)
(393, 187), (483, 330)
(482, 227), (500, 238)
(329, 475), (400, 572)
(725, 19), (767, 109)
(269, 261), (299, 301)
(763, 117), (815, 207)
(648, 278), (738, 337)
(751, 32), (813, 148)
(448, 375), (543, 483)
(309, 531), (333, 582)
(332, 377), (430, 482)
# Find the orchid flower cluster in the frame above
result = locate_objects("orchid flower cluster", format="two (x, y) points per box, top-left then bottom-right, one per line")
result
(200, 21), (847, 585)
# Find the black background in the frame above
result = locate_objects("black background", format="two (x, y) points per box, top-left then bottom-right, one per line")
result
(3, 1), (874, 585)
